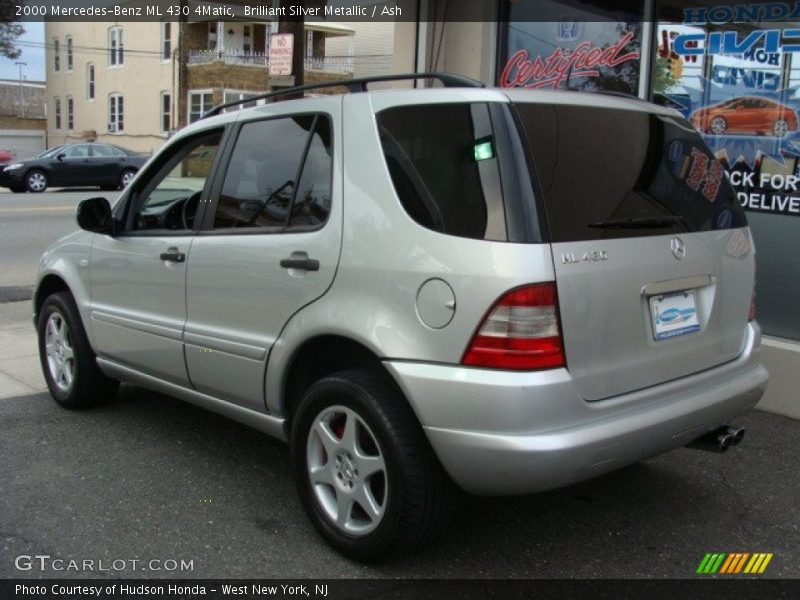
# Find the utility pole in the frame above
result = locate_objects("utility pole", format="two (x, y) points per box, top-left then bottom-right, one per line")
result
(15, 61), (26, 118)
(277, 0), (305, 97)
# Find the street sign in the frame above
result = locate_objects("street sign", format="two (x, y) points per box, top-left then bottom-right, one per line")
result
(269, 34), (294, 76)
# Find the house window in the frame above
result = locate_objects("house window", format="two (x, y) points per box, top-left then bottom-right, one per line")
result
(161, 23), (171, 60)
(188, 91), (213, 124)
(243, 26), (251, 54)
(109, 26), (123, 66)
(208, 22), (217, 51)
(108, 94), (124, 132)
(67, 96), (74, 130)
(54, 97), (61, 129)
(222, 90), (262, 112)
(66, 35), (73, 70)
(161, 92), (171, 133)
(53, 39), (60, 71)
(87, 63), (95, 99)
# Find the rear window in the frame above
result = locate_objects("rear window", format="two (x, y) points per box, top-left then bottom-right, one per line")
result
(377, 103), (510, 241)
(514, 103), (747, 243)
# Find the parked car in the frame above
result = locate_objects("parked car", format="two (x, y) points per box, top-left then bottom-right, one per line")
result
(33, 74), (768, 561)
(0, 142), (148, 193)
(690, 96), (798, 137)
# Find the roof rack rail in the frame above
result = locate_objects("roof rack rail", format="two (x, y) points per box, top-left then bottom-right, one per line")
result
(201, 72), (484, 119)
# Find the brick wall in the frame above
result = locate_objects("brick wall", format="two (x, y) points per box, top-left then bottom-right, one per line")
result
(0, 116), (47, 130)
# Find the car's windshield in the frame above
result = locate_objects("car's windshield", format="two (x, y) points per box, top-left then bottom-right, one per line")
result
(37, 145), (66, 158)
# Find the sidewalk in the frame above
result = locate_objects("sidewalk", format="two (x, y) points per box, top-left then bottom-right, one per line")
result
(0, 301), (46, 399)
(1, 299), (798, 419)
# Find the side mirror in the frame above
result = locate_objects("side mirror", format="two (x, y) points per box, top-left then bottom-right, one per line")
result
(56, 152), (65, 161)
(77, 197), (114, 235)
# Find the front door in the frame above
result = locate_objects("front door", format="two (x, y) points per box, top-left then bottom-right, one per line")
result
(88, 128), (225, 384)
(184, 104), (341, 410)
(49, 144), (92, 186)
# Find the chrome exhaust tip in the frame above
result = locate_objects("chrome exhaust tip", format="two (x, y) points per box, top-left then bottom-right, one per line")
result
(687, 425), (745, 453)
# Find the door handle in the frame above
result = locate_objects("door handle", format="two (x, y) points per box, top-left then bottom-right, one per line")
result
(280, 252), (319, 272)
(160, 247), (185, 263)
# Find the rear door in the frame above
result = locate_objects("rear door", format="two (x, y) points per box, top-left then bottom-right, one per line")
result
(184, 101), (341, 411)
(511, 97), (753, 401)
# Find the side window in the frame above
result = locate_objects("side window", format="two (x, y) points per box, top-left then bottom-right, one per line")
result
(212, 114), (332, 230)
(64, 145), (90, 158)
(94, 145), (124, 157)
(289, 116), (332, 229)
(128, 131), (222, 232)
(377, 103), (507, 241)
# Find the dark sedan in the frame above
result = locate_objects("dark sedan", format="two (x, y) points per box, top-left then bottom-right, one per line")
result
(0, 143), (149, 193)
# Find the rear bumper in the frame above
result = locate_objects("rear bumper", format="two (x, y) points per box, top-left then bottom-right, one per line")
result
(384, 322), (768, 496)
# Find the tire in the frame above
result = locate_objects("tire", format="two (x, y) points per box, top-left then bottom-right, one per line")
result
(709, 116), (727, 136)
(25, 169), (48, 193)
(119, 169), (137, 189)
(773, 119), (790, 138)
(37, 292), (118, 409)
(291, 368), (454, 562)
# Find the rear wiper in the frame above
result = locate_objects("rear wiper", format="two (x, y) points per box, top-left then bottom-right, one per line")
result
(588, 216), (687, 229)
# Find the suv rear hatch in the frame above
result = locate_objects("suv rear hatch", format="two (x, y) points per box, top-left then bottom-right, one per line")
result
(511, 95), (754, 401)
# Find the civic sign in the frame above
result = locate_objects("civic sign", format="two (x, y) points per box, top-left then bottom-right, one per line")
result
(269, 33), (294, 76)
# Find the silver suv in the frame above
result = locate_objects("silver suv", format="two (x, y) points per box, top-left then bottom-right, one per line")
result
(34, 74), (768, 561)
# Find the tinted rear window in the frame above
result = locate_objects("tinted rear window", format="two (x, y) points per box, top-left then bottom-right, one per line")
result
(514, 103), (747, 242)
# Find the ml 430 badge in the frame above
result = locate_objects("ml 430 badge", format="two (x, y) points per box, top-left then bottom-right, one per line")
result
(560, 250), (608, 264)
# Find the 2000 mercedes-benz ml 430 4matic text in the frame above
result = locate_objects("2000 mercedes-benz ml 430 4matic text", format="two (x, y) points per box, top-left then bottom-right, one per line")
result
(34, 74), (768, 561)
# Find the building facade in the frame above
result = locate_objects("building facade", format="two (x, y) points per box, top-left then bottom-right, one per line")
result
(44, 19), (369, 154)
(0, 78), (47, 160)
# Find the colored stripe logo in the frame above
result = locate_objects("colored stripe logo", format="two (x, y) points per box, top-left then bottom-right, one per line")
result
(697, 553), (773, 574)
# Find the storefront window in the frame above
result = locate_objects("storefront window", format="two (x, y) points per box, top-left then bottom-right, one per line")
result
(498, 0), (644, 96)
(655, 3), (800, 338)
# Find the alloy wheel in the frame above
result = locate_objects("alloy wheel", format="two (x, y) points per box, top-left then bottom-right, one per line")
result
(306, 405), (387, 535)
(44, 312), (75, 393)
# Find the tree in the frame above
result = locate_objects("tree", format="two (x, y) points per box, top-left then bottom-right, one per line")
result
(0, 0), (25, 59)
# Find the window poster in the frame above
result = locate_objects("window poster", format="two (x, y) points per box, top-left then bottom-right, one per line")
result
(658, 15), (800, 218)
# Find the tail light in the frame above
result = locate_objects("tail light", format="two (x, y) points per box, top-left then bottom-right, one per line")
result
(462, 283), (566, 370)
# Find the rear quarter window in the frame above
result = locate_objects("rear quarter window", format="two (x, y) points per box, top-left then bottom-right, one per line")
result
(377, 103), (509, 241)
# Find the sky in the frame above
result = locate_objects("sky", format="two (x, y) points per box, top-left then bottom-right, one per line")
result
(0, 22), (45, 82)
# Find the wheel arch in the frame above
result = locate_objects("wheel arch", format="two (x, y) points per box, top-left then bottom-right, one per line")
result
(34, 273), (72, 321)
(278, 334), (408, 427)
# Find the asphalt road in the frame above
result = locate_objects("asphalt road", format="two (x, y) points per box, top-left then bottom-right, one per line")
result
(1, 388), (798, 579)
(0, 189), (120, 290)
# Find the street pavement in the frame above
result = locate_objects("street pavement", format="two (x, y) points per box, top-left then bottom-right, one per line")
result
(0, 189), (120, 289)
(1, 388), (798, 578)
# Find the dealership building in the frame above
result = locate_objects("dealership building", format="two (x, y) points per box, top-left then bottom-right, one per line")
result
(388, 0), (800, 344)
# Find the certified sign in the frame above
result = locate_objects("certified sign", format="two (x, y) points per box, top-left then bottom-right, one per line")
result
(269, 33), (294, 76)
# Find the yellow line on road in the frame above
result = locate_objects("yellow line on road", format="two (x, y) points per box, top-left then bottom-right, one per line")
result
(0, 205), (74, 213)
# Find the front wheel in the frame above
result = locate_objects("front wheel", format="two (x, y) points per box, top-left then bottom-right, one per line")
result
(38, 292), (118, 408)
(709, 116), (727, 135)
(25, 169), (48, 193)
(291, 369), (454, 562)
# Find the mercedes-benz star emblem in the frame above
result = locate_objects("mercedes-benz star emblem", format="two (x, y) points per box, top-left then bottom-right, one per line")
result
(670, 237), (686, 260)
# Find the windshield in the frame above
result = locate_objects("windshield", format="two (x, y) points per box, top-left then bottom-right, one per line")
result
(513, 103), (747, 242)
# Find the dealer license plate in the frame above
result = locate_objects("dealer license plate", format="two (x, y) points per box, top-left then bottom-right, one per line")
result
(649, 290), (700, 341)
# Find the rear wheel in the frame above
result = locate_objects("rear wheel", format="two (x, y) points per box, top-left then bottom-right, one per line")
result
(25, 169), (47, 193)
(291, 368), (454, 562)
(773, 119), (790, 137)
(119, 169), (136, 189)
(38, 292), (118, 408)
